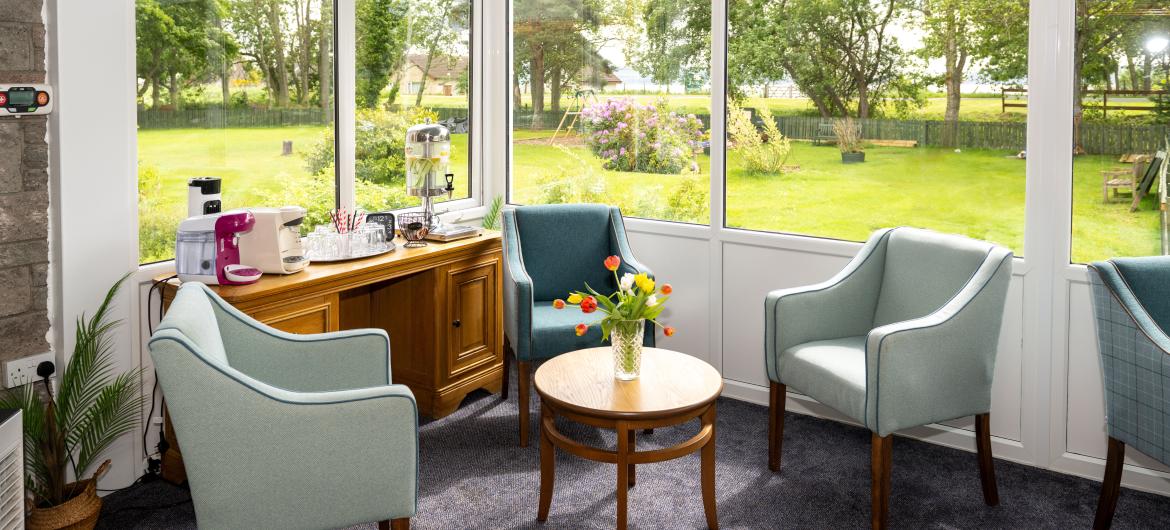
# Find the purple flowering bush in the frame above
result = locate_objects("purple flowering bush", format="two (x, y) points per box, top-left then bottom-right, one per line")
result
(580, 98), (706, 174)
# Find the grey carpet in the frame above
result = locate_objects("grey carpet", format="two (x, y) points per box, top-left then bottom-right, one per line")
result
(98, 370), (1170, 529)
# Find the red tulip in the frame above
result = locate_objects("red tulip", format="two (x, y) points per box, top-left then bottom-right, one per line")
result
(663, 326), (676, 337)
(553, 299), (566, 309)
(661, 284), (673, 295)
(604, 255), (621, 271)
(580, 296), (598, 314)
(575, 323), (588, 336)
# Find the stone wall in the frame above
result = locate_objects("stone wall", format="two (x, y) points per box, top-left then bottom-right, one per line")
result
(0, 0), (49, 362)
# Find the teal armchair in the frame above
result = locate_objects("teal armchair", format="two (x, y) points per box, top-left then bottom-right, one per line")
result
(502, 204), (655, 446)
(148, 283), (417, 530)
(1087, 257), (1170, 529)
(764, 227), (1013, 529)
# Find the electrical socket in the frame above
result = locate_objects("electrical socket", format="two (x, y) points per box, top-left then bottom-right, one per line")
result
(4, 352), (53, 388)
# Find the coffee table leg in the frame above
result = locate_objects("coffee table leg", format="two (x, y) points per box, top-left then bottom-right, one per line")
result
(616, 421), (630, 530)
(537, 404), (555, 522)
(701, 405), (718, 530)
(627, 429), (636, 488)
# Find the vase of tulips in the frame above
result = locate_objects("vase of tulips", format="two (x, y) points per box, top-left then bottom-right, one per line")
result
(554, 255), (676, 380)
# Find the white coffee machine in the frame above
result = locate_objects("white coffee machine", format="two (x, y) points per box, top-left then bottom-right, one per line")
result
(238, 206), (310, 275)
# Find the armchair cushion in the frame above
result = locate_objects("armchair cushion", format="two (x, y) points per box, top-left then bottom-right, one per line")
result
(531, 303), (608, 360)
(513, 204), (617, 300)
(778, 336), (867, 423)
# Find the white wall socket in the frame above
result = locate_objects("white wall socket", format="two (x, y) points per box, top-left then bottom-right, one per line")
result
(4, 352), (54, 388)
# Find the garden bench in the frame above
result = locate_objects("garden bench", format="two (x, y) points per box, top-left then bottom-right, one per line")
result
(813, 122), (835, 146)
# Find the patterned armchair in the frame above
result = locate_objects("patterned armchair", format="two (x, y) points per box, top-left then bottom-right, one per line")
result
(1087, 257), (1170, 529)
(764, 227), (1014, 529)
(502, 204), (655, 446)
(148, 283), (417, 530)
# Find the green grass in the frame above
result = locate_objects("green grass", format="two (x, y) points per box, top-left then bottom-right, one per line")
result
(137, 124), (1161, 265)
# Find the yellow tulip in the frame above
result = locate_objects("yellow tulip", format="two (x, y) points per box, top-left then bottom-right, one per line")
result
(634, 273), (655, 293)
(567, 293), (583, 304)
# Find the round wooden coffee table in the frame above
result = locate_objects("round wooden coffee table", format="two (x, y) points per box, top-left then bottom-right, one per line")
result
(534, 347), (723, 530)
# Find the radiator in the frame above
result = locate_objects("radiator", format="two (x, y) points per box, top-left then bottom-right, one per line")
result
(0, 410), (22, 530)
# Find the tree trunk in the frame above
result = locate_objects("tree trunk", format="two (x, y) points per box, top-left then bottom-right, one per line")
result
(1073, 33), (1085, 154)
(215, 11), (231, 107)
(530, 46), (546, 129)
(169, 72), (181, 110)
(513, 70), (523, 111)
(151, 76), (161, 110)
(268, 0), (290, 107)
(319, 0), (331, 120)
(1126, 51), (1140, 91)
(1144, 53), (1153, 91)
(550, 67), (562, 114)
(415, 49), (436, 107)
(298, 0), (312, 105)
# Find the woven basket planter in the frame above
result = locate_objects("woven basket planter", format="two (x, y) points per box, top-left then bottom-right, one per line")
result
(26, 460), (108, 530)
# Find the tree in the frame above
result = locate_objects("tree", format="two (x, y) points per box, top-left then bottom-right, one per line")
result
(409, 0), (469, 107)
(1074, 0), (1135, 151)
(915, 0), (1026, 146)
(319, 0), (333, 119)
(621, 0), (711, 91)
(513, 0), (607, 127)
(355, 0), (409, 108)
(136, 0), (234, 109)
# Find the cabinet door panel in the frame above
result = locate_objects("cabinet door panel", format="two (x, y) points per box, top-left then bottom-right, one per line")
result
(447, 260), (498, 378)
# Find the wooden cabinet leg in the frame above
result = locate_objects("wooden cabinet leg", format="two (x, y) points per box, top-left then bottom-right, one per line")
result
(379, 519), (408, 530)
(518, 360), (531, 447)
(627, 429), (636, 488)
(975, 413), (999, 506)
(871, 433), (892, 530)
(769, 382), (786, 472)
(1094, 437), (1126, 530)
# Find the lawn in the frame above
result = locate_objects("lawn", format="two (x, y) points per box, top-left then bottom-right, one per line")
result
(137, 125), (1161, 265)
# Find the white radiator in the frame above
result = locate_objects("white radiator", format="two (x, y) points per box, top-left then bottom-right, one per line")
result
(0, 410), (23, 530)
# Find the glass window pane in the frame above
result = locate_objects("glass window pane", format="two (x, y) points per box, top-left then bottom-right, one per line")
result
(509, 0), (711, 225)
(353, 0), (472, 215)
(1070, 1), (1169, 264)
(726, 0), (1028, 255)
(136, 0), (336, 264)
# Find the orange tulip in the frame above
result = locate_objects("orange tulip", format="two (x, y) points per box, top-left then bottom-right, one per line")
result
(661, 284), (673, 295)
(663, 326), (676, 337)
(575, 323), (588, 336)
(604, 255), (621, 271)
(553, 299), (566, 309)
(580, 296), (598, 314)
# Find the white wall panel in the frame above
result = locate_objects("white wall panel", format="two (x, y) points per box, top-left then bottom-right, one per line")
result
(625, 230), (712, 365)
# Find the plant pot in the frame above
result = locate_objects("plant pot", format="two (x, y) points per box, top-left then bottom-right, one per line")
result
(841, 152), (866, 164)
(27, 460), (108, 530)
(610, 319), (645, 381)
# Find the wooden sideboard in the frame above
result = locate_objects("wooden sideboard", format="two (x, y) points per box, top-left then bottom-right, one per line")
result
(157, 232), (503, 483)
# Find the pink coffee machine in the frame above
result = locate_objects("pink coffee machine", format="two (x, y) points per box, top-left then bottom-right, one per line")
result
(175, 211), (263, 285)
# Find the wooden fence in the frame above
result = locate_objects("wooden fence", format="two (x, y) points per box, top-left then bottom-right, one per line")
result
(137, 107), (471, 129)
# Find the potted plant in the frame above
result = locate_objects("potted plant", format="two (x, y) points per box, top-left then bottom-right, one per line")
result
(1, 275), (143, 530)
(834, 117), (865, 163)
(553, 255), (676, 380)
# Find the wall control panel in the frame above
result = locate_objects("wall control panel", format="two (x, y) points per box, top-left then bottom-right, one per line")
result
(0, 84), (52, 116)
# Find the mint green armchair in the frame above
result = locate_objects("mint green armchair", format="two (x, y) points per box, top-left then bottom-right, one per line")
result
(148, 283), (417, 530)
(764, 227), (1013, 529)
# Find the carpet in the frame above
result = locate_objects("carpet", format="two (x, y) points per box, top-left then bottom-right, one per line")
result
(98, 369), (1170, 529)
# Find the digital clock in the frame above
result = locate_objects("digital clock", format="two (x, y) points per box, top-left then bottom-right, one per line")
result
(0, 84), (53, 116)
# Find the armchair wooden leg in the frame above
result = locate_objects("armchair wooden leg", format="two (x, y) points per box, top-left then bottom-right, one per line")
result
(518, 360), (532, 448)
(1094, 437), (1126, 530)
(769, 382), (786, 472)
(379, 519), (409, 530)
(871, 433), (892, 530)
(501, 341), (512, 400)
(975, 413), (999, 506)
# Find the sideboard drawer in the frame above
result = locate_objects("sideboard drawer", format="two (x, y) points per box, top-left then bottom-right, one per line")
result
(249, 294), (340, 334)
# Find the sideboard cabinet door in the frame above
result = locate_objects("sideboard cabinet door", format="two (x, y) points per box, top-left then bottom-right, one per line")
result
(444, 258), (500, 381)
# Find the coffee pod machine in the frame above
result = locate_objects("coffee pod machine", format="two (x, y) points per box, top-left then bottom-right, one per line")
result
(175, 211), (262, 285)
(239, 206), (310, 275)
(188, 177), (222, 217)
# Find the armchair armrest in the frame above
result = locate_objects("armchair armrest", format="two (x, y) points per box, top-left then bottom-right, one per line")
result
(502, 209), (534, 357)
(608, 207), (653, 278)
(864, 248), (1013, 436)
(764, 229), (892, 382)
(200, 285), (390, 392)
(148, 331), (418, 530)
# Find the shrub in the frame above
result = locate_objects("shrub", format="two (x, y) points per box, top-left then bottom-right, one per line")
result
(727, 103), (791, 174)
(305, 108), (426, 186)
(138, 163), (182, 263)
(833, 117), (863, 153)
(664, 176), (709, 223)
(581, 98), (706, 174)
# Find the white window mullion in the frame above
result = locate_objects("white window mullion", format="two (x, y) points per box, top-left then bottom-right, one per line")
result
(336, 0), (357, 213)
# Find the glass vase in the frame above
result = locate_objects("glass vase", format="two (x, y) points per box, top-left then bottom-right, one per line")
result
(610, 319), (645, 381)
